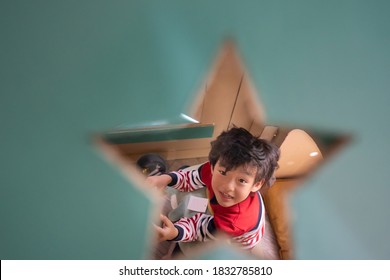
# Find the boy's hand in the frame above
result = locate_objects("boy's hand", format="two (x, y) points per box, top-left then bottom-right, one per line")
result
(146, 174), (172, 190)
(154, 215), (179, 242)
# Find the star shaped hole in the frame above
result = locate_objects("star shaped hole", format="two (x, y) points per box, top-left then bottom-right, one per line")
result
(95, 41), (350, 260)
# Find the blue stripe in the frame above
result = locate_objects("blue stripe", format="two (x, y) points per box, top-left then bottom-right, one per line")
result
(207, 218), (216, 234)
(197, 164), (207, 187)
(171, 225), (184, 241)
(199, 217), (206, 240)
(167, 173), (178, 186)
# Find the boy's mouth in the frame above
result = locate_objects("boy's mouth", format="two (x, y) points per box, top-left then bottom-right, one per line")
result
(220, 191), (233, 199)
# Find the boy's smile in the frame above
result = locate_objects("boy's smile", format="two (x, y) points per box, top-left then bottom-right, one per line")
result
(211, 160), (263, 207)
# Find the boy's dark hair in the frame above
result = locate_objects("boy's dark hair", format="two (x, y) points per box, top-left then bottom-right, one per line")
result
(208, 127), (280, 184)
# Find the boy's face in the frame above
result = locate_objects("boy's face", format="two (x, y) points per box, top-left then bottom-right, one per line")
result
(211, 160), (263, 208)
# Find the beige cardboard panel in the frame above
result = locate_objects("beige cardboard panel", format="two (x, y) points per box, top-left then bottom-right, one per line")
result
(199, 44), (244, 138)
(249, 121), (265, 137)
(229, 75), (265, 130)
(188, 43), (268, 139)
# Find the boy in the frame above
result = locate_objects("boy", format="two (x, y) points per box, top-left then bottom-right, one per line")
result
(147, 127), (280, 250)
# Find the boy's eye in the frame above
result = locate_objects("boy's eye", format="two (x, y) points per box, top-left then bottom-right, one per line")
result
(239, 179), (247, 184)
(218, 170), (227, 175)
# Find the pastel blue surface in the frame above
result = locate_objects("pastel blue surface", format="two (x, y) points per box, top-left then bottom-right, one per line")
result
(1, 0), (389, 259)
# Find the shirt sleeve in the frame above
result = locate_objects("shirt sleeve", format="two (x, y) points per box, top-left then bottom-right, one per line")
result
(171, 213), (217, 242)
(231, 193), (266, 250)
(231, 222), (265, 250)
(167, 163), (207, 192)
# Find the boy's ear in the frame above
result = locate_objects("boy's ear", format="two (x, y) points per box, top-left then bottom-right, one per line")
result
(251, 179), (265, 192)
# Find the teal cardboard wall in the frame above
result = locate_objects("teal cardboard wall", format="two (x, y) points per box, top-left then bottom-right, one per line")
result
(1, 0), (389, 259)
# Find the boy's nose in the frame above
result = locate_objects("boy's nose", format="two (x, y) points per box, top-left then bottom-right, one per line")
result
(222, 180), (235, 192)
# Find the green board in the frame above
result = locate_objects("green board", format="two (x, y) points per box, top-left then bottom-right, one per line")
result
(1, 0), (389, 259)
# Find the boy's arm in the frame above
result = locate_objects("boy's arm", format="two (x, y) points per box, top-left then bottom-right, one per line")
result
(170, 213), (217, 242)
(166, 163), (207, 192)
